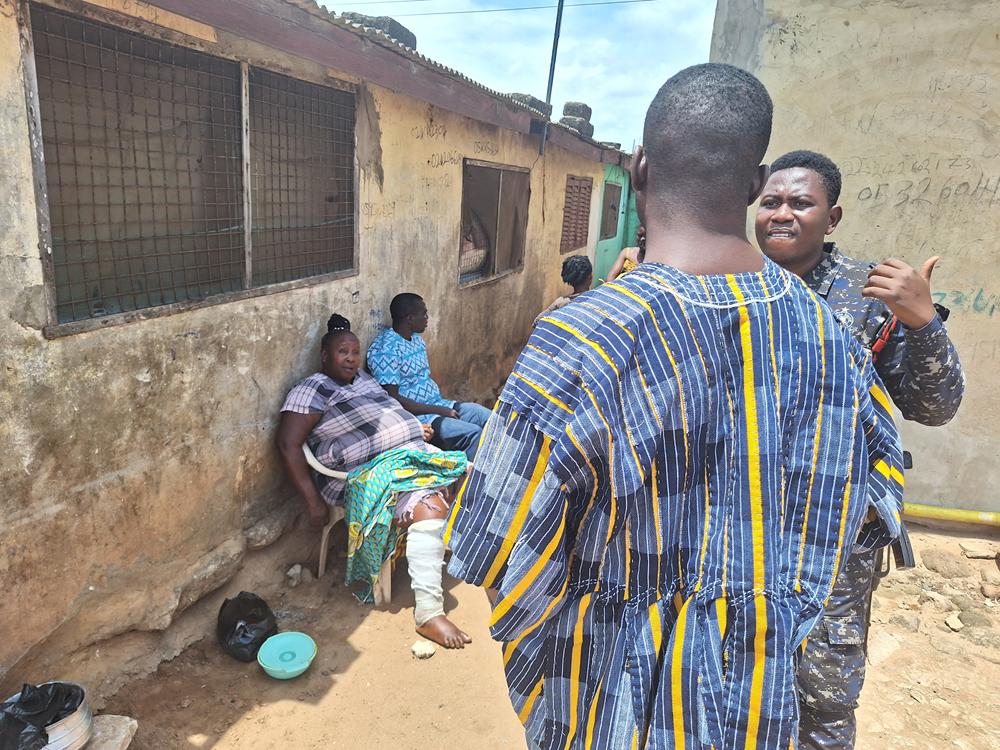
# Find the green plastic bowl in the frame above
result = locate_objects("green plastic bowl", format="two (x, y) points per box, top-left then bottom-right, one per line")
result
(257, 632), (317, 679)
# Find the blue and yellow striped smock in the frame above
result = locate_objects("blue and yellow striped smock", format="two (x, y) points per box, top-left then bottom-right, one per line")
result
(445, 258), (903, 750)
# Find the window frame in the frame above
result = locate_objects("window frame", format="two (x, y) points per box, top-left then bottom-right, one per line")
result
(599, 181), (623, 241)
(19, 1), (360, 339)
(457, 157), (531, 288)
(559, 174), (593, 254)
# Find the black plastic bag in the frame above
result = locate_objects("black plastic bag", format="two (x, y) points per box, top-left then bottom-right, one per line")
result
(0, 682), (85, 750)
(0, 713), (46, 750)
(216, 591), (278, 662)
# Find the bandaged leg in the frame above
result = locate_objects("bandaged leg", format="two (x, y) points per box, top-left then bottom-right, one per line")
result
(406, 518), (446, 627)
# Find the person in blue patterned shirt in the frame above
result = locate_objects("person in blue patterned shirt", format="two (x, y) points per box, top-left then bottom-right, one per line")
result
(367, 293), (491, 460)
(755, 150), (964, 750)
(444, 63), (904, 750)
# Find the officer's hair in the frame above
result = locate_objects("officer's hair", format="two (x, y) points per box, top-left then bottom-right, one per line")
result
(561, 255), (592, 287)
(770, 150), (842, 206)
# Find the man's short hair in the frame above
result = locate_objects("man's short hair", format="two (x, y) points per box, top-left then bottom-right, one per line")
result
(561, 255), (592, 287)
(770, 150), (843, 206)
(390, 293), (424, 325)
(643, 63), (772, 203)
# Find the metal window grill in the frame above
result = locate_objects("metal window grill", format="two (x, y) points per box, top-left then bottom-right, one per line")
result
(560, 175), (592, 253)
(31, 5), (244, 323)
(249, 67), (355, 287)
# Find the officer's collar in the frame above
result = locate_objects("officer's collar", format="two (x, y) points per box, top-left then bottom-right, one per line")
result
(801, 242), (843, 298)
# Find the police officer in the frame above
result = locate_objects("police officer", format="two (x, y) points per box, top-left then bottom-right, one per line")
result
(755, 150), (965, 750)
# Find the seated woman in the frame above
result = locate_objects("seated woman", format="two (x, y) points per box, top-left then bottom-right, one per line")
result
(276, 314), (471, 649)
(604, 225), (645, 283)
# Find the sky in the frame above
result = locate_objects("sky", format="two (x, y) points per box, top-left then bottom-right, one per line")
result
(320, 0), (718, 149)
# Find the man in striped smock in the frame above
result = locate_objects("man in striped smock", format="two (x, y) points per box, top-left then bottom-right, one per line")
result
(445, 64), (904, 750)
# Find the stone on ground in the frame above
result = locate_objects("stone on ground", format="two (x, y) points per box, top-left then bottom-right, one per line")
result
(959, 541), (995, 559)
(919, 589), (955, 612)
(867, 631), (900, 665)
(982, 566), (1000, 586)
(300, 567), (314, 584)
(945, 613), (965, 631)
(949, 593), (980, 612)
(982, 582), (1000, 599)
(90, 715), (138, 750)
(286, 564), (302, 589)
(889, 611), (921, 632)
(411, 640), (436, 659)
(959, 610), (993, 628)
(921, 549), (973, 579)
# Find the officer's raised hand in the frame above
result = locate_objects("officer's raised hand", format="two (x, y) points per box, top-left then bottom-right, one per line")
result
(863, 256), (940, 329)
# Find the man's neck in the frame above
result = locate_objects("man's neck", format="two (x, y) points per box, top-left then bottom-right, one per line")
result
(392, 324), (414, 341)
(640, 202), (766, 275)
(643, 225), (763, 275)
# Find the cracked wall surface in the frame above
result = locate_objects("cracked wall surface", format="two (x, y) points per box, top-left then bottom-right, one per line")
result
(712, 0), (1000, 513)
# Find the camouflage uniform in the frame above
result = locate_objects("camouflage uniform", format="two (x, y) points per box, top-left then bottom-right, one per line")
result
(797, 243), (965, 750)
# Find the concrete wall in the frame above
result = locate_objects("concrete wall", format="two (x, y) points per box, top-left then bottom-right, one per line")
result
(712, 0), (1000, 513)
(0, 0), (609, 697)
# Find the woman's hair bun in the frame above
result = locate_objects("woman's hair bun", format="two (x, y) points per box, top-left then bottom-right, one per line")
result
(327, 313), (351, 332)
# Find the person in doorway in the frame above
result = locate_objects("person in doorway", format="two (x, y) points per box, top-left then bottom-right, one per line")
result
(367, 294), (491, 461)
(276, 316), (471, 649)
(755, 149), (964, 750)
(533, 254), (593, 327)
(444, 64), (904, 750)
(604, 225), (645, 282)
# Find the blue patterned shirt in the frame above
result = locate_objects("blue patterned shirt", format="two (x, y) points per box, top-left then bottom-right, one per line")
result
(445, 259), (903, 750)
(367, 329), (455, 425)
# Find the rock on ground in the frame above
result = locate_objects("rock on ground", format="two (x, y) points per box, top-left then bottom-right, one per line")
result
(889, 611), (921, 632)
(286, 564), (302, 589)
(946, 613), (965, 631)
(982, 582), (1000, 599)
(411, 640), (436, 659)
(90, 715), (138, 750)
(921, 549), (973, 579)
(959, 610), (993, 628)
(960, 541), (995, 559)
(867, 631), (900, 665)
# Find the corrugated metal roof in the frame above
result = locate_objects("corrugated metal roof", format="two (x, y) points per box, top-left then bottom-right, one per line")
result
(277, 0), (550, 116)
(274, 0), (629, 159)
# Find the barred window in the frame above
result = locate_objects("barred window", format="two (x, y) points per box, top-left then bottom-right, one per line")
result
(28, 5), (356, 327)
(560, 175), (592, 254)
(249, 69), (355, 287)
(459, 160), (530, 284)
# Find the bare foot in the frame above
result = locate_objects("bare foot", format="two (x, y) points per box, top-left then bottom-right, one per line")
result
(417, 615), (472, 649)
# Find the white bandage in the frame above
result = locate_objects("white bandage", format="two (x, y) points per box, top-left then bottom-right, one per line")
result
(406, 518), (446, 627)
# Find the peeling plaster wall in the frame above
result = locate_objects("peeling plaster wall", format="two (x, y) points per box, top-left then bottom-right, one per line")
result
(712, 0), (1000, 513)
(0, 0), (608, 696)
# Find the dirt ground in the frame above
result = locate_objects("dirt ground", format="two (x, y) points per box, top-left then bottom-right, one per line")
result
(104, 522), (1000, 750)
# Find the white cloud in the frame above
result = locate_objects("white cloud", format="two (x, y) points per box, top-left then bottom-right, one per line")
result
(324, 0), (716, 148)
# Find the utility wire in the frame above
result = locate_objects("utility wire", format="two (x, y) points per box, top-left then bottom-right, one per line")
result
(389, 0), (657, 17)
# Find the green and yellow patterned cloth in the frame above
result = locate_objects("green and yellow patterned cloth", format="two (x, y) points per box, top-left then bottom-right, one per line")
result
(345, 447), (467, 603)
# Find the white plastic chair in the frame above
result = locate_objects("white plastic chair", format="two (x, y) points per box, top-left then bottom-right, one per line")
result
(301, 444), (394, 605)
